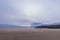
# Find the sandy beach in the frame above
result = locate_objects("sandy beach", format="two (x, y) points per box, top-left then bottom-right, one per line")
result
(0, 28), (60, 40)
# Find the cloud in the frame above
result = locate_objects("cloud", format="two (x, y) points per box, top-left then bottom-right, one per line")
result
(0, 0), (30, 25)
(24, 0), (60, 24)
(0, 0), (60, 26)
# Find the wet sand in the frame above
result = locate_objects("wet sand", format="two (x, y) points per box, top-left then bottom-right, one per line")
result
(0, 28), (60, 40)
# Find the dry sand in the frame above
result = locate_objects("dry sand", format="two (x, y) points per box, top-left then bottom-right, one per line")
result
(0, 28), (60, 40)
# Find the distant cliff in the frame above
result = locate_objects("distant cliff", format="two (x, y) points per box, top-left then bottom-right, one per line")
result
(31, 22), (42, 28)
(35, 24), (60, 28)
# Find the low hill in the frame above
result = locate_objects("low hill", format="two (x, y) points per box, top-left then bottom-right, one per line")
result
(0, 24), (21, 28)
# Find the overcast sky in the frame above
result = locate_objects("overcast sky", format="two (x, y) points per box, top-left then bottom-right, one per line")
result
(0, 0), (60, 26)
